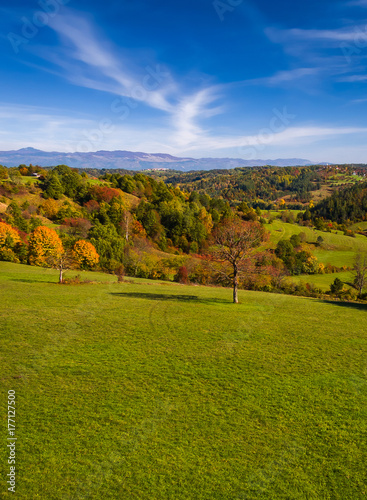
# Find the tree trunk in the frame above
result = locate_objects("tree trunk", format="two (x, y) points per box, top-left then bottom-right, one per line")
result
(124, 212), (130, 242)
(59, 267), (63, 284)
(233, 265), (238, 304)
(125, 219), (129, 242)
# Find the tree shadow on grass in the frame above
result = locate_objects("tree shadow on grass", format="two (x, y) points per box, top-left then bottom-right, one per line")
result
(10, 278), (57, 284)
(318, 299), (367, 311)
(111, 292), (230, 304)
(345, 281), (355, 288)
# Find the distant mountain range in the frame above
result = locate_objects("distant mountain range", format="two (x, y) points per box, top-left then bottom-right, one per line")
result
(0, 147), (320, 171)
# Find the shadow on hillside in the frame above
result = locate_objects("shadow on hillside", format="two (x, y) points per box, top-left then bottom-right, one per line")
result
(318, 299), (367, 311)
(345, 281), (355, 288)
(111, 292), (229, 304)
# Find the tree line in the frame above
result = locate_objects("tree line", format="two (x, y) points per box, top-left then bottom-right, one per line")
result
(0, 163), (366, 301)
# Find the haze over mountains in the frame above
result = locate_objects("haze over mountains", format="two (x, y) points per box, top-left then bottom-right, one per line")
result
(0, 148), (320, 171)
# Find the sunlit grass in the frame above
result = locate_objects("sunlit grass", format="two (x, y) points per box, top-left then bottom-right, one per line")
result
(1, 262), (366, 499)
(266, 219), (367, 267)
(290, 271), (354, 291)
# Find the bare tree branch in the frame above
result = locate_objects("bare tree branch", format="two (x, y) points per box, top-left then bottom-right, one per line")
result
(208, 219), (267, 303)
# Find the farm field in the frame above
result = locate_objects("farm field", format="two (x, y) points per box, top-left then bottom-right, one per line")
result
(1, 262), (367, 499)
(329, 174), (365, 185)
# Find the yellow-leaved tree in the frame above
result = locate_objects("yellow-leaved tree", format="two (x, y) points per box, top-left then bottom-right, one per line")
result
(28, 226), (63, 267)
(40, 199), (60, 220)
(73, 240), (99, 269)
(0, 221), (21, 262)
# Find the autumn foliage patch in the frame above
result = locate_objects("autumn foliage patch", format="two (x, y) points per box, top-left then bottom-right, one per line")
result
(28, 226), (63, 267)
(89, 186), (121, 203)
(73, 240), (99, 269)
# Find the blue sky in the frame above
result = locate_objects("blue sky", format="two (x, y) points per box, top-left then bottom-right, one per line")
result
(1, 0), (367, 162)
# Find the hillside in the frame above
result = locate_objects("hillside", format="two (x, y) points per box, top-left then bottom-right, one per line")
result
(1, 163), (367, 300)
(311, 181), (367, 223)
(163, 164), (367, 207)
(1, 262), (366, 499)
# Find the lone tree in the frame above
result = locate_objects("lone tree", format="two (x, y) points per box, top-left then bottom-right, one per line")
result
(210, 219), (267, 303)
(353, 253), (367, 297)
(47, 249), (76, 284)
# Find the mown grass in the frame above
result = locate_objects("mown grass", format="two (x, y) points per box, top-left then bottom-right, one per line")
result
(350, 221), (367, 231)
(86, 179), (106, 186)
(329, 174), (364, 185)
(1, 262), (367, 499)
(16, 177), (39, 185)
(290, 271), (355, 292)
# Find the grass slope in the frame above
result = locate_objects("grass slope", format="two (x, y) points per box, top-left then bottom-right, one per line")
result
(267, 219), (367, 267)
(1, 263), (367, 499)
(291, 271), (355, 292)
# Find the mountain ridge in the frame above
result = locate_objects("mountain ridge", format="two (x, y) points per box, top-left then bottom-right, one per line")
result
(0, 148), (322, 171)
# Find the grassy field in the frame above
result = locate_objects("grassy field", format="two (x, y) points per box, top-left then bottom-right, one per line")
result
(350, 221), (367, 231)
(1, 262), (367, 499)
(267, 219), (367, 267)
(329, 174), (364, 186)
(18, 177), (40, 185)
(290, 271), (355, 292)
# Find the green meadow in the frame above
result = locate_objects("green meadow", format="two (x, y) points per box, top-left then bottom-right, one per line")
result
(267, 219), (367, 268)
(350, 221), (367, 231)
(1, 262), (367, 499)
(290, 271), (355, 292)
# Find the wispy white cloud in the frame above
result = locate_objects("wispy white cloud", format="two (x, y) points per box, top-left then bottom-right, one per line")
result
(0, 103), (99, 151)
(28, 11), (223, 150)
(266, 26), (367, 45)
(45, 14), (174, 113)
(178, 126), (367, 152)
(338, 74), (367, 81)
(350, 96), (367, 102)
(171, 87), (224, 147)
(232, 59), (360, 91)
(346, 0), (367, 7)
(1, 103), (367, 163)
(240, 67), (322, 87)
(8, 10), (367, 160)
(263, 24), (367, 91)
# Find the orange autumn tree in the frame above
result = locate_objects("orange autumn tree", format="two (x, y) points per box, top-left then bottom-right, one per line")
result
(0, 222), (21, 262)
(73, 240), (99, 269)
(40, 199), (60, 220)
(28, 226), (63, 267)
